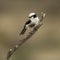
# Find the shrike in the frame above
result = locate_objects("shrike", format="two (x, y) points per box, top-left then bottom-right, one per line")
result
(20, 12), (40, 35)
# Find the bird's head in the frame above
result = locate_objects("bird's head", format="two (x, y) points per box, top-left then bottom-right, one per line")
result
(28, 12), (37, 18)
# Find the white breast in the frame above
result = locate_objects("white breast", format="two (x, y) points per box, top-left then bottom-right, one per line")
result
(30, 17), (39, 25)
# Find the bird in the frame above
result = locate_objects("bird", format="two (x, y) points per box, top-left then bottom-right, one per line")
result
(19, 12), (40, 35)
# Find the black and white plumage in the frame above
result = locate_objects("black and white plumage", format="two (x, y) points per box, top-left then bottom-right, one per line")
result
(20, 12), (40, 35)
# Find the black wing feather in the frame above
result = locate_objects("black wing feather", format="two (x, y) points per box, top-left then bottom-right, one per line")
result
(25, 20), (31, 25)
(20, 27), (26, 35)
(19, 20), (31, 35)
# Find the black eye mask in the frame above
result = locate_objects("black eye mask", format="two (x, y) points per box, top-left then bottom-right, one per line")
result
(29, 14), (36, 18)
(33, 15), (36, 18)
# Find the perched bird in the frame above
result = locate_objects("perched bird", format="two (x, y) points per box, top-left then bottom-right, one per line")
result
(20, 12), (40, 35)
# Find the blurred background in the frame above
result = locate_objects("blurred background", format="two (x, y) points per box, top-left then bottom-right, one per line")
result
(0, 0), (60, 60)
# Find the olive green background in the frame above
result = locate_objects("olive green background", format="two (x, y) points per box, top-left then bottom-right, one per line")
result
(0, 0), (60, 60)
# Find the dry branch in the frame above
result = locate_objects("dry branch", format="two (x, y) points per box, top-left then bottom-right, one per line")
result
(6, 12), (46, 60)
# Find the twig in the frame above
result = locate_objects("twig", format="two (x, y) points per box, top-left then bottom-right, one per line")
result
(6, 12), (46, 60)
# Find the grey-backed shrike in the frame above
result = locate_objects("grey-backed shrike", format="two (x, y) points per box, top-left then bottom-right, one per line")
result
(20, 12), (40, 35)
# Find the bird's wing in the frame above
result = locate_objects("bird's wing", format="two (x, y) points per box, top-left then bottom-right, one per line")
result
(20, 27), (26, 35)
(19, 20), (31, 35)
(25, 19), (31, 25)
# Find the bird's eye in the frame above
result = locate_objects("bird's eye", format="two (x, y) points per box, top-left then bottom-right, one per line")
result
(33, 15), (36, 18)
(29, 15), (36, 18)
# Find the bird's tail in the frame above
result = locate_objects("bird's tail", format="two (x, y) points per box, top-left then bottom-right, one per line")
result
(19, 27), (26, 35)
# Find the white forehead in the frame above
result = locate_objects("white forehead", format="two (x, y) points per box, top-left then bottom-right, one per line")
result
(28, 12), (36, 17)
